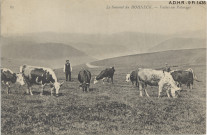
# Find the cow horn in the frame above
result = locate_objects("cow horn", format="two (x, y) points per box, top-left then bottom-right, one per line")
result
(60, 81), (64, 86)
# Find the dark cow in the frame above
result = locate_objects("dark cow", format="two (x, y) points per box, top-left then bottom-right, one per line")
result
(170, 68), (199, 89)
(20, 65), (63, 96)
(94, 67), (115, 84)
(126, 70), (138, 86)
(1, 68), (25, 94)
(137, 68), (181, 98)
(78, 69), (91, 92)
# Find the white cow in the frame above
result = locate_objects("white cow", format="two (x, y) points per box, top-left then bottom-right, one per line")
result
(137, 68), (181, 98)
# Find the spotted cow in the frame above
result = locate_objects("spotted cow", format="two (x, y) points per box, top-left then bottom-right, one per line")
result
(20, 65), (63, 96)
(1, 68), (25, 94)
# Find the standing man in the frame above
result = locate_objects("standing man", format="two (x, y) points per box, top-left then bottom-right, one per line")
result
(63, 60), (72, 81)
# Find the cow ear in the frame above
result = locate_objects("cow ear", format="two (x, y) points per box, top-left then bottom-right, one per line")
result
(60, 81), (64, 87)
(49, 82), (54, 87)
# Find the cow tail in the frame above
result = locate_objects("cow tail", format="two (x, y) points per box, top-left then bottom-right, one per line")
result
(136, 69), (140, 90)
(20, 65), (27, 73)
(189, 68), (200, 82)
(191, 70), (198, 81)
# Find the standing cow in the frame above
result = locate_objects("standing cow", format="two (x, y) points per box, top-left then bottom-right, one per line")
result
(137, 68), (181, 98)
(170, 68), (199, 89)
(20, 65), (63, 96)
(1, 68), (25, 94)
(126, 70), (138, 86)
(94, 67), (115, 84)
(78, 69), (91, 92)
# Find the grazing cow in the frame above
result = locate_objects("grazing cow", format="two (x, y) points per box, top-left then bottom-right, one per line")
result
(170, 68), (199, 89)
(20, 65), (63, 96)
(94, 67), (115, 84)
(1, 68), (25, 94)
(126, 70), (138, 86)
(137, 68), (181, 98)
(78, 69), (91, 92)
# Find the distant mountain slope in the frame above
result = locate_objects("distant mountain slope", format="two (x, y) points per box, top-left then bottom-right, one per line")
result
(148, 38), (206, 52)
(2, 30), (206, 59)
(2, 32), (167, 59)
(1, 41), (96, 69)
(2, 42), (93, 59)
(91, 48), (206, 69)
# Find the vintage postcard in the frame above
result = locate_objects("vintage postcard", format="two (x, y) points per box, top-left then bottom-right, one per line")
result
(1, 0), (206, 134)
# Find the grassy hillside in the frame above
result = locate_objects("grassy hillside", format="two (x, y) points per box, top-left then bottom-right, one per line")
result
(91, 48), (206, 70)
(1, 47), (206, 134)
(148, 38), (206, 53)
(2, 61), (206, 134)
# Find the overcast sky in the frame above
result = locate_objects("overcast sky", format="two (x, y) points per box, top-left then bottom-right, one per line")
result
(1, 0), (206, 36)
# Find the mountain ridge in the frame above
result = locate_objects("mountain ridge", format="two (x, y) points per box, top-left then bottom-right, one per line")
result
(2, 30), (205, 59)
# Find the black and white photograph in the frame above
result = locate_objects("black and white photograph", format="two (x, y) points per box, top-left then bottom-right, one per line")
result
(1, 0), (206, 134)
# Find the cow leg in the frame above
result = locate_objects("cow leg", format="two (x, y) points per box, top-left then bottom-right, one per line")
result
(158, 85), (163, 98)
(190, 82), (193, 89)
(26, 88), (29, 94)
(107, 78), (109, 83)
(29, 87), (33, 95)
(166, 89), (171, 98)
(6, 82), (10, 94)
(186, 82), (190, 89)
(171, 89), (176, 98)
(102, 78), (105, 84)
(144, 88), (150, 97)
(50, 87), (54, 96)
(137, 81), (139, 89)
(40, 85), (45, 96)
(190, 84), (193, 89)
(25, 81), (31, 95)
(8, 85), (11, 94)
(180, 83), (182, 89)
(111, 77), (114, 84)
(1, 81), (6, 93)
(139, 83), (143, 97)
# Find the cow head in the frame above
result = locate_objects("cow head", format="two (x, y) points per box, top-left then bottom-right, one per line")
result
(53, 81), (64, 95)
(163, 72), (181, 98)
(94, 76), (98, 84)
(16, 73), (25, 86)
(126, 74), (130, 82)
(112, 67), (115, 72)
(79, 82), (90, 91)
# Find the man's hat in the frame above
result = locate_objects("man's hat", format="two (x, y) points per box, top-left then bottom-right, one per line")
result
(66, 60), (69, 62)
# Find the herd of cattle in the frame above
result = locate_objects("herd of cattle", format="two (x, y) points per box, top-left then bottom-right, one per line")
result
(1, 64), (199, 98)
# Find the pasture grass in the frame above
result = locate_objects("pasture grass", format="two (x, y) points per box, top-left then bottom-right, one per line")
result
(1, 65), (206, 134)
